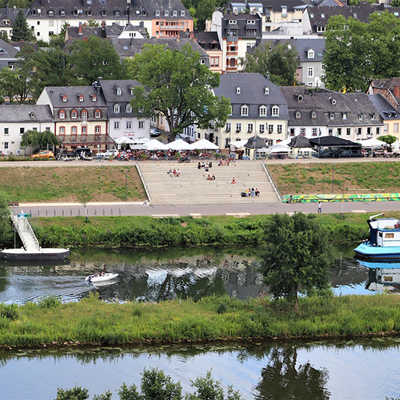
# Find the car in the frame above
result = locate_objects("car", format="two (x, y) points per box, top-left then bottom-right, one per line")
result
(31, 150), (55, 160)
(150, 128), (161, 137)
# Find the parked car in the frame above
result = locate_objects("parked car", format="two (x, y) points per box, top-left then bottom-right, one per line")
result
(31, 150), (55, 160)
(150, 128), (161, 137)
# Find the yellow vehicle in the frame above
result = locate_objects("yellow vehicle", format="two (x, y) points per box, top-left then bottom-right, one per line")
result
(31, 150), (55, 160)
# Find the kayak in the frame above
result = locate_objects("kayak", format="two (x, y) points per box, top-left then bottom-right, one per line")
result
(85, 273), (119, 283)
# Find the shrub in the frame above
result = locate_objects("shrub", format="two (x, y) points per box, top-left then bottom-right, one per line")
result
(0, 304), (18, 320)
(38, 296), (61, 309)
(217, 303), (227, 314)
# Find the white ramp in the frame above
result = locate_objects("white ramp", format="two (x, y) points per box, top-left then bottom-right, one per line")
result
(11, 215), (40, 252)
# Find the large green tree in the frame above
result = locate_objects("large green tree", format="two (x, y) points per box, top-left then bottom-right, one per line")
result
(11, 10), (32, 41)
(0, 67), (31, 103)
(260, 213), (333, 306)
(126, 43), (230, 137)
(244, 43), (298, 86)
(323, 12), (400, 92)
(70, 36), (125, 84)
(21, 130), (59, 153)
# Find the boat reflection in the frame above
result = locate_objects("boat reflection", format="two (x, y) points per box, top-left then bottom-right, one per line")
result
(358, 260), (400, 293)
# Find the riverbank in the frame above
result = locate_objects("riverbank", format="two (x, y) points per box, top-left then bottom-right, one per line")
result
(1, 294), (400, 349)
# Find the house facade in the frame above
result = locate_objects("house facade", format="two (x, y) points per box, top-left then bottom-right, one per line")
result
(99, 79), (151, 141)
(200, 73), (289, 149)
(37, 85), (110, 152)
(0, 104), (53, 155)
(26, 0), (192, 43)
(195, 32), (223, 73)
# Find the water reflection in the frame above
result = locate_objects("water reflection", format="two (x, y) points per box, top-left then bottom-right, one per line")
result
(358, 260), (400, 294)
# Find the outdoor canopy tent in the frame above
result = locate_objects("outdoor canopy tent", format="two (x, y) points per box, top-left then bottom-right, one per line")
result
(359, 138), (385, 148)
(309, 136), (361, 148)
(190, 139), (219, 150)
(289, 135), (312, 148)
(167, 139), (193, 151)
(145, 139), (168, 151)
(269, 144), (290, 153)
(114, 136), (135, 145)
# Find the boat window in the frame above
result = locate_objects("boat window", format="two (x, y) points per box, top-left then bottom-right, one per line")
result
(384, 276), (393, 282)
(379, 232), (383, 237)
(385, 233), (394, 239)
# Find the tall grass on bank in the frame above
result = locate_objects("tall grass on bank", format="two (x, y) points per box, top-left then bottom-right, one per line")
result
(2, 294), (400, 349)
(20, 212), (381, 250)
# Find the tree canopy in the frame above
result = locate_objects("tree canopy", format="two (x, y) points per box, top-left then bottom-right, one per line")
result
(0, 67), (30, 103)
(11, 10), (32, 41)
(21, 130), (59, 152)
(126, 43), (230, 137)
(260, 213), (333, 305)
(182, 0), (225, 30)
(323, 12), (400, 92)
(378, 135), (397, 146)
(244, 43), (298, 86)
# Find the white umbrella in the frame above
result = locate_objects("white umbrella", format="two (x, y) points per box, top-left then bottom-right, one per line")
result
(360, 138), (385, 148)
(145, 139), (168, 151)
(269, 144), (290, 153)
(191, 139), (219, 150)
(114, 136), (135, 145)
(167, 139), (193, 151)
(231, 140), (248, 149)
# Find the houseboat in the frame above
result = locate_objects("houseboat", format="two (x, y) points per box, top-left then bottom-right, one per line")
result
(354, 214), (400, 260)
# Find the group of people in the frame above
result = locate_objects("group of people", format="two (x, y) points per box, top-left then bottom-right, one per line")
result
(167, 169), (182, 177)
(218, 159), (235, 167)
(241, 187), (260, 198)
(198, 161), (213, 171)
(207, 174), (216, 181)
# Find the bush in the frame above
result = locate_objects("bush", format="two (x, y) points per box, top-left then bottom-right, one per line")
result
(217, 303), (227, 314)
(0, 304), (18, 320)
(38, 296), (61, 309)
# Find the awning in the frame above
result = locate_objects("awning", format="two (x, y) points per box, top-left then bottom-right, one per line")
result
(190, 139), (218, 150)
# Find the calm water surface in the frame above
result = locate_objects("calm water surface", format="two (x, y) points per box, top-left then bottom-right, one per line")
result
(0, 248), (375, 304)
(1, 341), (400, 399)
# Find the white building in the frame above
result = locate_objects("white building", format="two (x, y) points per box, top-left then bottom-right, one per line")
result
(0, 104), (53, 155)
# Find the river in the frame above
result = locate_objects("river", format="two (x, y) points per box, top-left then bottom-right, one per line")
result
(0, 247), (376, 304)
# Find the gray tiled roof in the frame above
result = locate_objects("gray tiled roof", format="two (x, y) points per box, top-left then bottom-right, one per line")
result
(27, 0), (191, 20)
(0, 104), (52, 122)
(260, 0), (306, 12)
(214, 73), (289, 119)
(222, 13), (262, 40)
(0, 39), (19, 59)
(0, 7), (27, 27)
(194, 32), (221, 51)
(66, 23), (124, 40)
(369, 94), (399, 120)
(44, 86), (107, 108)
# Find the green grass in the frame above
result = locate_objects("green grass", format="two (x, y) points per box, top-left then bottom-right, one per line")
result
(268, 162), (400, 195)
(0, 166), (146, 202)
(2, 294), (400, 349)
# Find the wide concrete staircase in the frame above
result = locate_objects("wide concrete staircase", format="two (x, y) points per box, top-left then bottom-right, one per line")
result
(138, 160), (279, 205)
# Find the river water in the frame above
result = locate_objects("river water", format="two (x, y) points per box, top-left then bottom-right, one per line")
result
(0, 247), (378, 304)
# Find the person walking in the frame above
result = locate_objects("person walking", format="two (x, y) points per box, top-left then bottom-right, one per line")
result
(318, 201), (322, 214)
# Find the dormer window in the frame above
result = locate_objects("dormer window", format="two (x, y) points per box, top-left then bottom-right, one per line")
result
(155, 10), (160, 16)
(78, 95), (84, 102)
(247, 20), (255, 24)
(259, 105), (267, 117)
(114, 10), (121, 16)
(164, 10), (169, 17)
(343, 112), (347, 120)
(101, 9), (106, 16)
(307, 49), (314, 59)
(61, 95), (67, 103)
(296, 111), (301, 119)
(359, 114), (363, 121)
(129, 87), (134, 95)
(71, 110), (78, 119)
(330, 113), (334, 120)
(48, 10), (54, 16)
(114, 104), (120, 113)
(229, 20), (237, 24)
(173, 10), (177, 17)
(95, 109), (101, 118)
(264, 87), (269, 95)
(81, 109), (88, 119)
(297, 94), (303, 102)
(241, 105), (248, 116)
(311, 111), (317, 119)
(58, 110), (65, 119)
(59, 9), (65, 16)
(181, 10), (185, 16)
(272, 106), (279, 117)
(281, 6), (287, 17)
(126, 104), (132, 113)
(91, 94), (97, 102)
(321, 13), (325, 18)
(116, 87), (122, 96)
(236, 87), (241, 95)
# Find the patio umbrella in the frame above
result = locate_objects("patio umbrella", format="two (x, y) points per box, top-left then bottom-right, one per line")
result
(269, 144), (290, 153)
(114, 136), (135, 145)
(191, 139), (219, 150)
(145, 139), (168, 151)
(167, 139), (193, 151)
(360, 138), (384, 148)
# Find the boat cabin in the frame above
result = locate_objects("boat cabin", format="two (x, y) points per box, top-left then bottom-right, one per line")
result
(369, 218), (400, 247)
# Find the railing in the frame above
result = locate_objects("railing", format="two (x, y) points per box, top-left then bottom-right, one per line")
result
(11, 215), (40, 252)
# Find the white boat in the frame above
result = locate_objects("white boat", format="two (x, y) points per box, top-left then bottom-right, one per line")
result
(85, 273), (119, 283)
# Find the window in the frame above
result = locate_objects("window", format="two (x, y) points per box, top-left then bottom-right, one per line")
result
(241, 105), (248, 116)
(114, 104), (120, 113)
(95, 125), (101, 134)
(126, 121), (132, 129)
(91, 94), (97, 102)
(4, 128), (8, 135)
(236, 87), (241, 95)
(384, 123), (388, 132)
(394, 123), (399, 133)
(229, 20), (237, 24)
(343, 113), (347, 120)
(59, 110), (65, 119)
(337, 128), (342, 136)
(164, 10), (169, 16)
(20, 128), (24, 134)
(259, 105), (267, 117)
(81, 126), (87, 135)
(71, 110), (78, 119)
(61, 95), (67, 103)
(81, 110), (88, 119)
(311, 111), (317, 119)
(312, 128), (317, 136)
(359, 114), (363, 121)
(347, 128), (351, 135)
(247, 123), (253, 133)
(59, 126), (65, 135)
(181, 10), (185, 16)
(155, 10), (160, 16)
(290, 128), (295, 136)
(357, 128), (362, 135)
(264, 87), (269, 95)
(259, 124), (265, 134)
(281, 5), (287, 17)
(308, 49), (315, 59)
(126, 104), (132, 113)
(367, 127), (371, 135)
(236, 123), (241, 132)
(95, 110), (101, 119)
(295, 111), (301, 119)
(116, 87), (122, 96)
(79, 95), (84, 102)
(114, 121), (120, 129)
(300, 128), (306, 136)
(330, 113), (334, 120)
(377, 127), (380, 135)
(173, 10), (177, 16)
(268, 125), (273, 134)
(71, 126), (77, 135)
(225, 138), (230, 148)
(139, 121), (144, 129)
(225, 123), (231, 132)
(4, 142), (8, 149)
(308, 67), (313, 77)
(272, 106), (279, 117)
(33, 127), (37, 131)
(277, 125), (282, 134)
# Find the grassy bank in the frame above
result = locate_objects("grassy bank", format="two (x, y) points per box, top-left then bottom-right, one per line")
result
(2, 294), (400, 349)
(26, 212), (383, 249)
(268, 162), (400, 195)
(0, 166), (146, 202)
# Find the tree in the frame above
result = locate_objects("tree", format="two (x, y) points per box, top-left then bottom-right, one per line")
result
(0, 67), (31, 103)
(21, 130), (59, 154)
(55, 386), (89, 400)
(11, 10), (32, 41)
(126, 43), (230, 137)
(0, 191), (11, 246)
(70, 36), (125, 84)
(245, 43), (298, 86)
(260, 213), (333, 307)
(378, 135), (397, 148)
